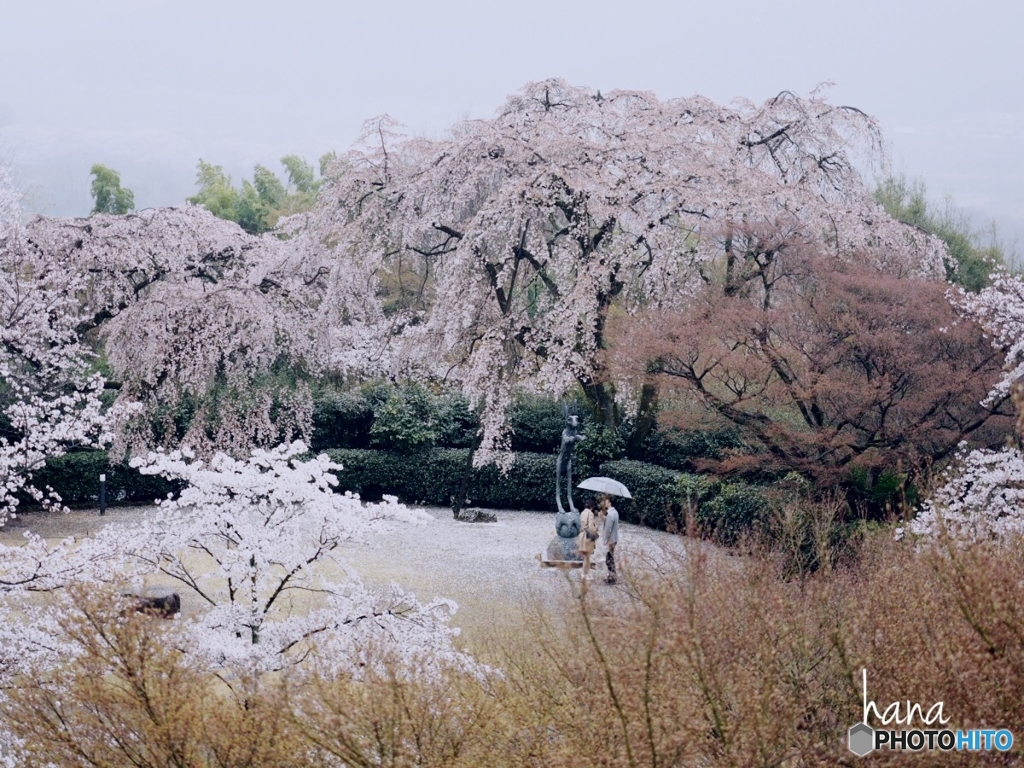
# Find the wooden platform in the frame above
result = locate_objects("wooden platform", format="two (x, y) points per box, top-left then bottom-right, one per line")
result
(538, 555), (584, 568)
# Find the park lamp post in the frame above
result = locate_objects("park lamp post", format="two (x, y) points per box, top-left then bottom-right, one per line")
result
(99, 473), (106, 516)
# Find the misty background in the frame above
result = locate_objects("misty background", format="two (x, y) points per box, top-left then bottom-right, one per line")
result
(2, 0), (1021, 251)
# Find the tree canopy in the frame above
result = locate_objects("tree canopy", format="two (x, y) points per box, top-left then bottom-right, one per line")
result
(299, 79), (948, 458)
(188, 154), (331, 234)
(875, 174), (1007, 292)
(611, 251), (1011, 484)
(89, 164), (134, 215)
(5, 81), (964, 464)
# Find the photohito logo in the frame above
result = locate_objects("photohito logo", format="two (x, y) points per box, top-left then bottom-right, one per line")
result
(848, 669), (1014, 756)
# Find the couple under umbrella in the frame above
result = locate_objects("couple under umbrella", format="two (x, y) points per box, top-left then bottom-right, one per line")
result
(576, 476), (629, 584)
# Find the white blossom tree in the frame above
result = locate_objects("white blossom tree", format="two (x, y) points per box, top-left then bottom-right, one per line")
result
(123, 441), (470, 676)
(298, 80), (949, 460)
(0, 163), (112, 521)
(0, 439), (481, 750)
(0, 442), (475, 679)
(20, 204), (321, 457)
(912, 271), (1024, 541)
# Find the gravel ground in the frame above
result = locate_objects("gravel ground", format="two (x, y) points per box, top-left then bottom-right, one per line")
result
(1, 504), (698, 646)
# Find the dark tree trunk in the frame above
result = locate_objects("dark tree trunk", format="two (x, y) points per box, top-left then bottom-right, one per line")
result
(452, 428), (485, 518)
(581, 379), (618, 428)
(626, 382), (659, 459)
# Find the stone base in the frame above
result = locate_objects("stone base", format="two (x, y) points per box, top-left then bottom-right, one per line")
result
(542, 535), (583, 567)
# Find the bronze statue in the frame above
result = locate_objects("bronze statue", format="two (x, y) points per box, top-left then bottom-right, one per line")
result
(546, 404), (585, 562)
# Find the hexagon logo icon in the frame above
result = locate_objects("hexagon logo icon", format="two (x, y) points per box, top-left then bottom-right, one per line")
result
(848, 722), (874, 756)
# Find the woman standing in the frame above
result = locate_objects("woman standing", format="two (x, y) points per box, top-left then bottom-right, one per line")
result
(577, 496), (600, 580)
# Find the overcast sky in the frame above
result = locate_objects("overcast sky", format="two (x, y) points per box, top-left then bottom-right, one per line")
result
(2, 0), (1021, 251)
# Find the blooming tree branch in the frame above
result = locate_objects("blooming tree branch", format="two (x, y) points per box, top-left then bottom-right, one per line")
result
(0, 163), (113, 522)
(912, 271), (1024, 541)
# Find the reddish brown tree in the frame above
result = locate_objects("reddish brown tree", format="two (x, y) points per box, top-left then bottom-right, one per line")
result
(612, 248), (1012, 485)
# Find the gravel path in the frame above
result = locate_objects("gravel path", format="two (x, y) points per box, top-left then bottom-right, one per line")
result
(1, 504), (696, 646)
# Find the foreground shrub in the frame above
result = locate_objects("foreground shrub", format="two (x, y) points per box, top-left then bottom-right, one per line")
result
(1, 591), (307, 767)
(8, 533), (1024, 765)
(292, 662), (500, 767)
(495, 533), (1024, 765)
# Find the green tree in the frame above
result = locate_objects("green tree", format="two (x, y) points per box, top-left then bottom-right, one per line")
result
(368, 383), (441, 453)
(187, 160), (241, 223)
(188, 155), (330, 234)
(875, 174), (1006, 291)
(89, 164), (134, 215)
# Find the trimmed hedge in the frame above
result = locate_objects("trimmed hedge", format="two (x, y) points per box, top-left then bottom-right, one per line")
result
(325, 448), (556, 511)
(22, 450), (180, 508)
(595, 460), (712, 530)
(25, 446), (774, 546)
(326, 449), (773, 545)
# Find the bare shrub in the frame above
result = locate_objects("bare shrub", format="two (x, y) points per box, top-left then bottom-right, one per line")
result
(5, 531), (1024, 766)
(1, 587), (305, 767)
(290, 659), (500, 767)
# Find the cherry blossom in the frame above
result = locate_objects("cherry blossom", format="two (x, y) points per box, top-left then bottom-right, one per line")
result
(300, 80), (949, 458)
(912, 271), (1024, 541)
(0, 163), (112, 521)
(954, 271), (1024, 413)
(911, 443), (1024, 542)
(21, 204), (320, 456)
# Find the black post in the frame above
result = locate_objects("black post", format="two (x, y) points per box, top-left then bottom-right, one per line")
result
(99, 473), (106, 516)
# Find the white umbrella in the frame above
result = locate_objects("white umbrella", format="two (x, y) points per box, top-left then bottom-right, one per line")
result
(577, 476), (632, 499)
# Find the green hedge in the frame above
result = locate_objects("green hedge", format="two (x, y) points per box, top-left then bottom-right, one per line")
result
(22, 450), (180, 508)
(595, 460), (714, 530)
(696, 481), (774, 546)
(311, 382), (483, 453)
(325, 448), (556, 511)
(325, 450), (773, 545)
(642, 426), (744, 470)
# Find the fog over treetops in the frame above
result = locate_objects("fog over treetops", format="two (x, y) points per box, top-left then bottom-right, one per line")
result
(1, 0), (1021, 250)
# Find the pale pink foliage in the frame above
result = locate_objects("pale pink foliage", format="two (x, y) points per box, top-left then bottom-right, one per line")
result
(912, 443), (1024, 542)
(955, 271), (1024, 407)
(22, 205), (321, 456)
(913, 271), (1024, 541)
(0, 163), (112, 521)
(301, 80), (949, 458)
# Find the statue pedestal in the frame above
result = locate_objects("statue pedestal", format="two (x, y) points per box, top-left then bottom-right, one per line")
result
(542, 508), (582, 566)
(542, 534), (583, 567)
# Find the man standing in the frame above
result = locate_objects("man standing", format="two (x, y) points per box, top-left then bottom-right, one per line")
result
(600, 494), (619, 584)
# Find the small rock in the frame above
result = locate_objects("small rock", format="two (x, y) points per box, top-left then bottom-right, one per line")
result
(455, 507), (497, 523)
(124, 587), (180, 618)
